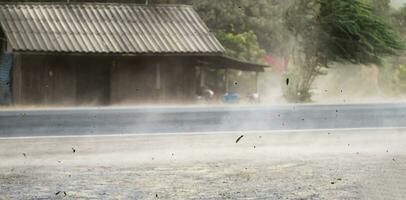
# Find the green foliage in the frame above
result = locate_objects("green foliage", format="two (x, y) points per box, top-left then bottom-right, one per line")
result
(393, 64), (406, 93)
(391, 5), (406, 40)
(216, 31), (265, 62)
(379, 4), (406, 95)
(287, 0), (404, 66)
(163, 0), (292, 62)
(395, 64), (406, 82)
(284, 0), (404, 102)
(362, 0), (391, 18)
(319, 0), (403, 65)
(185, 0), (291, 56)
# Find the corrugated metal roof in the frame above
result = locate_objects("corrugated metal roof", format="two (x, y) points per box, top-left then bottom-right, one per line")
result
(0, 3), (225, 54)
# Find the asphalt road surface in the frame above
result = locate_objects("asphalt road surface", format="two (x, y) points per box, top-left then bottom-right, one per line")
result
(1, 104), (406, 199)
(1, 103), (406, 137)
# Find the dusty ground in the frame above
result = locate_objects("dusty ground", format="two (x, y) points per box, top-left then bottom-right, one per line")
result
(0, 130), (405, 200)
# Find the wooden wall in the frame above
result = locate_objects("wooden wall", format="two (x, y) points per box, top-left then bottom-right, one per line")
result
(111, 56), (197, 105)
(12, 54), (198, 106)
(165, 57), (197, 103)
(75, 56), (111, 106)
(14, 54), (76, 105)
(110, 57), (158, 104)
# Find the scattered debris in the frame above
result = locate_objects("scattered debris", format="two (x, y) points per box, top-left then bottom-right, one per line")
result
(72, 148), (76, 153)
(55, 191), (67, 196)
(235, 135), (244, 143)
(331, 181), (335, 185)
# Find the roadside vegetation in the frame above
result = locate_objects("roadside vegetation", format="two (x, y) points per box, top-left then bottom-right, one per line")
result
(284, 0), (404, 102)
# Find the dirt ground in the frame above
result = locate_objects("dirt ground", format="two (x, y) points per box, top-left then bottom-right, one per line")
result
(0, 130), (405, 200)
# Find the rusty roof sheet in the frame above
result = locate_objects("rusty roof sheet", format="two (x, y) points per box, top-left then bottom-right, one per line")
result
(0, 3), (225, 54)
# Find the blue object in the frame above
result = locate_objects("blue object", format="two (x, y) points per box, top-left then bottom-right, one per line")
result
(221, 93), (240, 104)
(0, 53), (13, 105)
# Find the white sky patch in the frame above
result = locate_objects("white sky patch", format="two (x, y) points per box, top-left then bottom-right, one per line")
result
(391, 0), (406, 7)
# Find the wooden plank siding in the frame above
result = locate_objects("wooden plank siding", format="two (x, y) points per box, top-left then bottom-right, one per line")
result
(11, 53), (22, 105)
(110, 57), (158, 105)
(12, 54), (199, 106)
(18, 55), (77, 105)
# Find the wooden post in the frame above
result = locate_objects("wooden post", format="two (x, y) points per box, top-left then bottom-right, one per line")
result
(225, 68), (229, 93)
(199, 67), (205, 87)
(110, 59), (116, 105)
(156, 63), (162, 103)
(12, 53), (22, 105)
(156, 63), (161, 90)
(255, 71), (259, 93)
(214, 69), (218, 93)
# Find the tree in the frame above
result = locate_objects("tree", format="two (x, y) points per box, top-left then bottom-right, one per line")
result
(216, 31), (265, 62)
(283, 0), (403, 102)
(391, 4), (406, 40)
(387, 5), (406, 95)
(159, 0), (291, 61)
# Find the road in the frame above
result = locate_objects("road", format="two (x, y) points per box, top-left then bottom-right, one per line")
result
(0, 129), (405, 199)
(1, 103), (406, 137)
(1, 104), (406, 199)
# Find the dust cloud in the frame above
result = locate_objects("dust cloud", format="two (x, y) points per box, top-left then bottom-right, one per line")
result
(1, 129), (405, 167)
(0, 129), (405, 199)
(258, 63), (406, 105)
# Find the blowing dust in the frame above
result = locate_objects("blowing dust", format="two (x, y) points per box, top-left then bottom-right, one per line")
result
(259, 63), (406, 105)
(0, 129), (405, 199)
